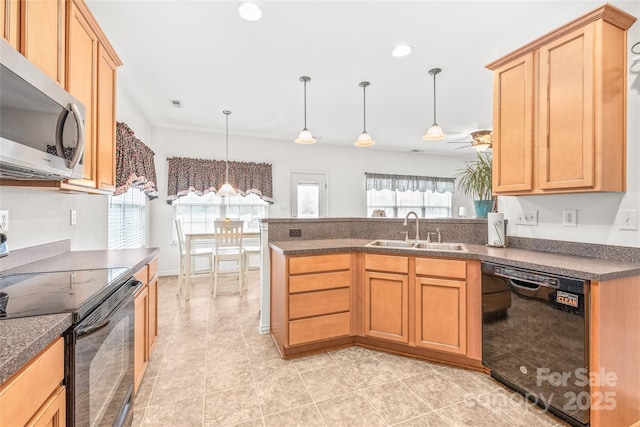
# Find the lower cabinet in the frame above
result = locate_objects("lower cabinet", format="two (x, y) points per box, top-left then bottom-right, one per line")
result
(415, 258), (468, 355)
(133, 257), (158, 394)
(363, 254), (409, 344)
(0, 337), (65, 426)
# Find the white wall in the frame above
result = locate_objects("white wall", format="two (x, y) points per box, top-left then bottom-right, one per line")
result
(0, 187), (108, 251)
(499, 18), (640, 248)
(147, 125), (470, 274)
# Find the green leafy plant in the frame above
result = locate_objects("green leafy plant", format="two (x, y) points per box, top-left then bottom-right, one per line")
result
(455, 152), (493, 201)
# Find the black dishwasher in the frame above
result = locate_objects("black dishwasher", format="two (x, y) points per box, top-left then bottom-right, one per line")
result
(482, 262), (589, 427)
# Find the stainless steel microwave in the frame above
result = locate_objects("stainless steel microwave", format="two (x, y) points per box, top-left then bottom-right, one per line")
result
(0, 38), (85, 180)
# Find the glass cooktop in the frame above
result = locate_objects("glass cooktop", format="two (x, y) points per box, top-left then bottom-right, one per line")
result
(0, 267), (130, 321)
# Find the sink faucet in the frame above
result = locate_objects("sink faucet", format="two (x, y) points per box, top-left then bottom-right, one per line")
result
(426, 228), (442, 244)
(403, 211), (419, 241)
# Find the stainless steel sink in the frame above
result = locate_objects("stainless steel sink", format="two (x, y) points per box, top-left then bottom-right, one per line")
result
(366, 240), (415, 248)
(366, 240), (468, 252)
(412, 242), (467, 252)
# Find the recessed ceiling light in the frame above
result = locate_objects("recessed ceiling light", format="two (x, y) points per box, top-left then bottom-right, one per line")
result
(238, 2), (262, 21)
(392, 45), (412, 57)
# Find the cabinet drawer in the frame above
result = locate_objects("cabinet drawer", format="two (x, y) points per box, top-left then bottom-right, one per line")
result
(289, 270), (350, 293)
(148, 258), (158, 279)
(134, 266), (148, 284)
(289, 288), (350, 319)
(0, 338), (64, 427)
(289, 312), (351, 346)
(289, 254), (350, 275)
(415, 258), (466, 279)
(364, 254), (408, 273)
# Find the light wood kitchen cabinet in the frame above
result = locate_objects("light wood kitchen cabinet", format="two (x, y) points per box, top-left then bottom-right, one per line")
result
(0, 0), (19, 48)
(487, 4), (636, 196)
(21, 0), (66, 86)
(415, 258), (467, 355)
(0, 337), (65, 427)
(1, 0), (122, 194)
(133, 257), (158, 394)
(363, 254), (409, 344)
(271, 251), (352, 353)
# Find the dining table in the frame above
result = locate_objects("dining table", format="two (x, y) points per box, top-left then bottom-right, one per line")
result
(183, 230), (260, 300)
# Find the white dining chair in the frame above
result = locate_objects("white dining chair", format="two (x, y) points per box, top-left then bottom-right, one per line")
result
(213, 219), (245, 298)
(175, 218), (214, 295)
(242, 243), (261, 286)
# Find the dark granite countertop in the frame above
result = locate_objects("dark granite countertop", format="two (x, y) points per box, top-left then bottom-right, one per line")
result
(0, 247), (160, 385)
(269, 239), (640, 281)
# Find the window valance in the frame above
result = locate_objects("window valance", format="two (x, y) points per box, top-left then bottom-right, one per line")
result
(115, 122), (158, 199)
(365, 172), (455, 194)
(166, 157), (273, 204)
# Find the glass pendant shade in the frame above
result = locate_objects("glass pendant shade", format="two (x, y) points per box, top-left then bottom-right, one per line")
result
(355, 131), (375, 147)
(295, 76), (316, 144)
(218, 181), (237, 196)
(219, 110), (238, 197)
(422, 123), (446, 140)
(295, 128), (316, 144)
(473, 142), (491, 152)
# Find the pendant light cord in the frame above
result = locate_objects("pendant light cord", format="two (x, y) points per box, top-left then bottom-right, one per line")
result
(303, 80), (308, 129)
(432, 72), (437, 124)
(224, 111), (230, 180)
(363, 84), (367, 132)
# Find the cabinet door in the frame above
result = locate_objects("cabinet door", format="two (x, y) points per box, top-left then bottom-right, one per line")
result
(96, 43), (117, 191)
(147, 276), (158, 354)
(67, 1), (97, 188)
(21, 0), (65, 86)
(25, 385), (65, 427)
(134, 286), (148, 395)
(492, 53), (534, 194)
(0, 0), (19, 48)
(363, 271), (409, 343)
(538, 24), (595, 190)
(415, 277), (466, 355)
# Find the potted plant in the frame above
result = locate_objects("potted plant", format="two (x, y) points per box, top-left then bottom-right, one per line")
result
(455, 152), (494, 218)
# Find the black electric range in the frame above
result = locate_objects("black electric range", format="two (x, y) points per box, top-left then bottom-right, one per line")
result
(0, 267), (130, 321)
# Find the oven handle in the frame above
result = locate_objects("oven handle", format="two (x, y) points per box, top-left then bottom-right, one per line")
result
(76, 280), (141, 338)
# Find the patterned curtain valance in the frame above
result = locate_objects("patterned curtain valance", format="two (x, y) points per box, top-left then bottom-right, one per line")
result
(115, 122), (158, 199)
(166, 157), (273, 204)
(365, 172), (455, 194)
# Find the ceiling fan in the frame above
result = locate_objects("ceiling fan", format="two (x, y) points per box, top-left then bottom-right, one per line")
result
(450, 129), (493, 152)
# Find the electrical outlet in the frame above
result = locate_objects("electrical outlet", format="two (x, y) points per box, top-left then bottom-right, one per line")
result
(0, 210), (8, 231)
(289, 228), (302, 237)
(562, 209), (578, 227)
(515, 209), (538, 226)
(619, 209), (638, 230)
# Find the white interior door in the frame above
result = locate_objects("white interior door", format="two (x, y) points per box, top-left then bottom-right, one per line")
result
(290, 172), (328, 218)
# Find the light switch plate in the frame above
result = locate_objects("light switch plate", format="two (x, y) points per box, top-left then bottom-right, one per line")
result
(562, 209), (578, 227)
(70, 210), (77, 226)
(619, 209), (638, 230)
(515, 209), (538, 226)
(0, 210), (7, 231)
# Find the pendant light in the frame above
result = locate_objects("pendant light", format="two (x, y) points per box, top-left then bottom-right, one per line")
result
(295, 76), (316, 144)
(355, 81), (375, 147)
(218, 110), (237, 197)
(422, 68), (447, 141)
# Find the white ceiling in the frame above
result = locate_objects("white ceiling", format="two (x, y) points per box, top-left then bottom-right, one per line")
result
(86, 0), (638, 157)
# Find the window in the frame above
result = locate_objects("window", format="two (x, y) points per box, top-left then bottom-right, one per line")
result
(366, 189), (452, 218)
(108, 187), (146, 249)
(290, 172), (327, 218)
(173, 192), (268, 235)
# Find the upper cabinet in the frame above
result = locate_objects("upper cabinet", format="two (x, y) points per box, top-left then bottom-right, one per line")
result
(487, 4), (636, 196)
(0, 0), (122, 194)
(0, 0), (19, 49)
(22, 0), (66, 87)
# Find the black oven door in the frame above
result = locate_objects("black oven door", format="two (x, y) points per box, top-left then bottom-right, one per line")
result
(66, 280), (141, 427)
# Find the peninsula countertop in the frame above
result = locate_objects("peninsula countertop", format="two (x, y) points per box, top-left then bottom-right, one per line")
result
(0, 247), (160, 384)
(269, 238), (640, 281)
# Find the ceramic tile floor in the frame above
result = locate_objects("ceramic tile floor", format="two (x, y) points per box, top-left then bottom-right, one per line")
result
(132, 273), (567, 427)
